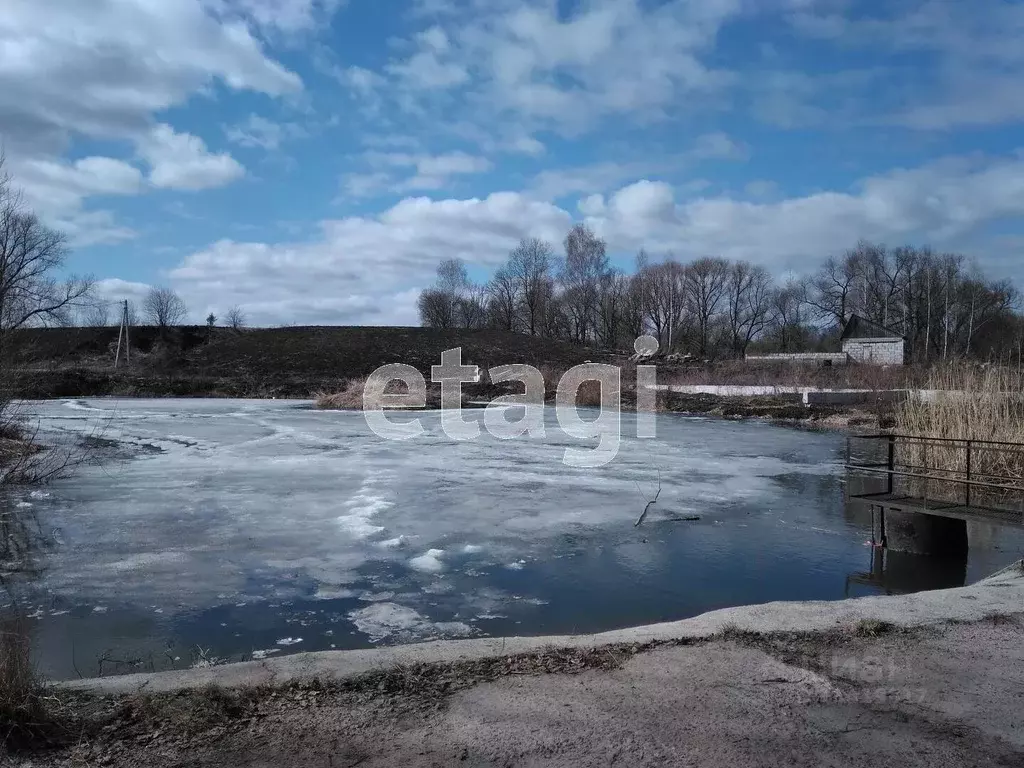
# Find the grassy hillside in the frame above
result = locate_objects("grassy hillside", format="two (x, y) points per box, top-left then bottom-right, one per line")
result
(6, 326), (623, 398)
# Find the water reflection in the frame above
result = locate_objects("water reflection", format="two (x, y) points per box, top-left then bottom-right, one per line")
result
(0, 494), (56, 601)
(845, 541), (968, 596)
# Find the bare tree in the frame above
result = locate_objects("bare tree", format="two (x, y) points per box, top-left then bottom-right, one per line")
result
(768, 282), (809, 352)
(684, 257), (730, 358)
(725, 261), (774, 357)
(635, 255), (687, 351)
(419, 258), (474, 329)
(507, 238), (553, 336)
(458, 284), (489, 329)
(125, 299), (139, 327)
(225, 305), (246, 330)
(143, 287), (187, 328)
(560, 224), (609, 343)
(437, 258), (470, 299)
(418, 288), (455, 328)
(487, 265), (519, 332)
(0, 155), (93, 354)
(83, 301), (111, 327)
(804, 248), (866, 328)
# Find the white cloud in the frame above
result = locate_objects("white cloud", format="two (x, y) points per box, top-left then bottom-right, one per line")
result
(204, 0), (345, 35)
(14, 157), (143, 209)
(4, 155), (144, 246)
(584, 153), (1024, 269)
(0, 0), (300, 242)
(690, 132), (750, 161)
(161, 151), (1024, 326)
(528, 133), (747, 200)
(224, 114), (306, 150)
(139, 124), (246, 191)
(54, 211), (138, 249)
(352, 0), (739, 141)
(385, 26), (469, 90)
(786, 0), (1024, 130)
(167, 192), (572, 324)
(0, 0), (300, 155)
(94, 278), (154, 306)
(342, 151), (493, 197)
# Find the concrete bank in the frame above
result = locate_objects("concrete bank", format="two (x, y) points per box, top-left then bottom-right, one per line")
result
(655, 384), (968, 407)
(62, 559), (1024, 696)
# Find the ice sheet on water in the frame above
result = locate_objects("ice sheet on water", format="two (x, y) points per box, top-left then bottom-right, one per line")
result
(20, 398), (845, 624)
(409, 549), (446, 573)
(349, 602), (475, 644)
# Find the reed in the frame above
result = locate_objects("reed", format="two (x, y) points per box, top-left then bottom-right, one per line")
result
(893, 365), (1024, 507)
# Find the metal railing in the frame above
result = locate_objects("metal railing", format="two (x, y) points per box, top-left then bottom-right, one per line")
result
(846, 433), (1024, 515)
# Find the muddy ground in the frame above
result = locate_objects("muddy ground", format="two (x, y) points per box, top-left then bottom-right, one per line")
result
(10, 616), (1022, 768)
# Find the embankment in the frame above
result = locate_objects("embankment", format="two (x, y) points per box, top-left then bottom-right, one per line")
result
(16, 562), (1023, 767)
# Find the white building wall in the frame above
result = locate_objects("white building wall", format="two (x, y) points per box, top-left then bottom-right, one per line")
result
(842, 338), (905, 365)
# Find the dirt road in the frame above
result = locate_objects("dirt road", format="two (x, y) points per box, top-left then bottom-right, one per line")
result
(18, 616), (1021, 768)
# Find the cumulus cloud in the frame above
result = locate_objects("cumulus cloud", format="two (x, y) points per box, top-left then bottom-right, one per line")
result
(351, 0), (739, 142)
(167, 192), (572, 324)
(0, 0), (300, 155)
(528, 133), (747, 200)
(158, 152), (1024, 326)
(342, 151), (493, 197)
(785, 0), (1024, 130)
(204, 0), (345, 35)
(94, 278), (154, 307)
(139, 125), (246, 191)
(0, 0), (300, 242)
(3, 155), (144, 246)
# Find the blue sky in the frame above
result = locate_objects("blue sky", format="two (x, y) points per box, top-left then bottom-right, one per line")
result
(2, 0), (1023, 325)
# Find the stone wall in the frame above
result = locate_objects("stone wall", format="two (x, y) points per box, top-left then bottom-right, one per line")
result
(842, 338), (905, 365)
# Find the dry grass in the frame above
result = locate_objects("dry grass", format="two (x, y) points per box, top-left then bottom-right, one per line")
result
(1, 613), (58, 750)
(666, 360), (925, 390)
(894, 365), (1024, 507)
(315, 377), (367, 410)
(316, 377), (421, 410)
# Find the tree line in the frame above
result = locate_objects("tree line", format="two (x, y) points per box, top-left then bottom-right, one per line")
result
(417, 225), (1023, 364)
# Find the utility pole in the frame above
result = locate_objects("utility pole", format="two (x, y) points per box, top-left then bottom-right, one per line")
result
(114, 300), (131, 368)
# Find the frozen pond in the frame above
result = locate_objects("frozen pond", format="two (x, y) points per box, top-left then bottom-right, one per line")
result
(5, 398), (1023, 679)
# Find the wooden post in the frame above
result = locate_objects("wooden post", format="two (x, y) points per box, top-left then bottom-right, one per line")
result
(124, 299), (130, 365)
(114, 300), (131, 369)
(887, 435), (896, 496)
(114, 302), (125, 369)
(965, 440), (972, 508)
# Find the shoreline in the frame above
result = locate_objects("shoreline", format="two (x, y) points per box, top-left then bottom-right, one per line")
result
(16, 562), (1023, 766)
(59, 559), (1024, 695)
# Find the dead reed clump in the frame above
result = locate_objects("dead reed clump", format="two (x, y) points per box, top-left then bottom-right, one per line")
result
(0, 613), (59, 751)
(315, 377), (367, 410)
(573, 379), (605, 407)
(894, 365), (1024, 506)
(316, 378), (423, 410)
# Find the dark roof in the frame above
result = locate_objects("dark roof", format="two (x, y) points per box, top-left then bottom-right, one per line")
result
(840, 314), (905, 341)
